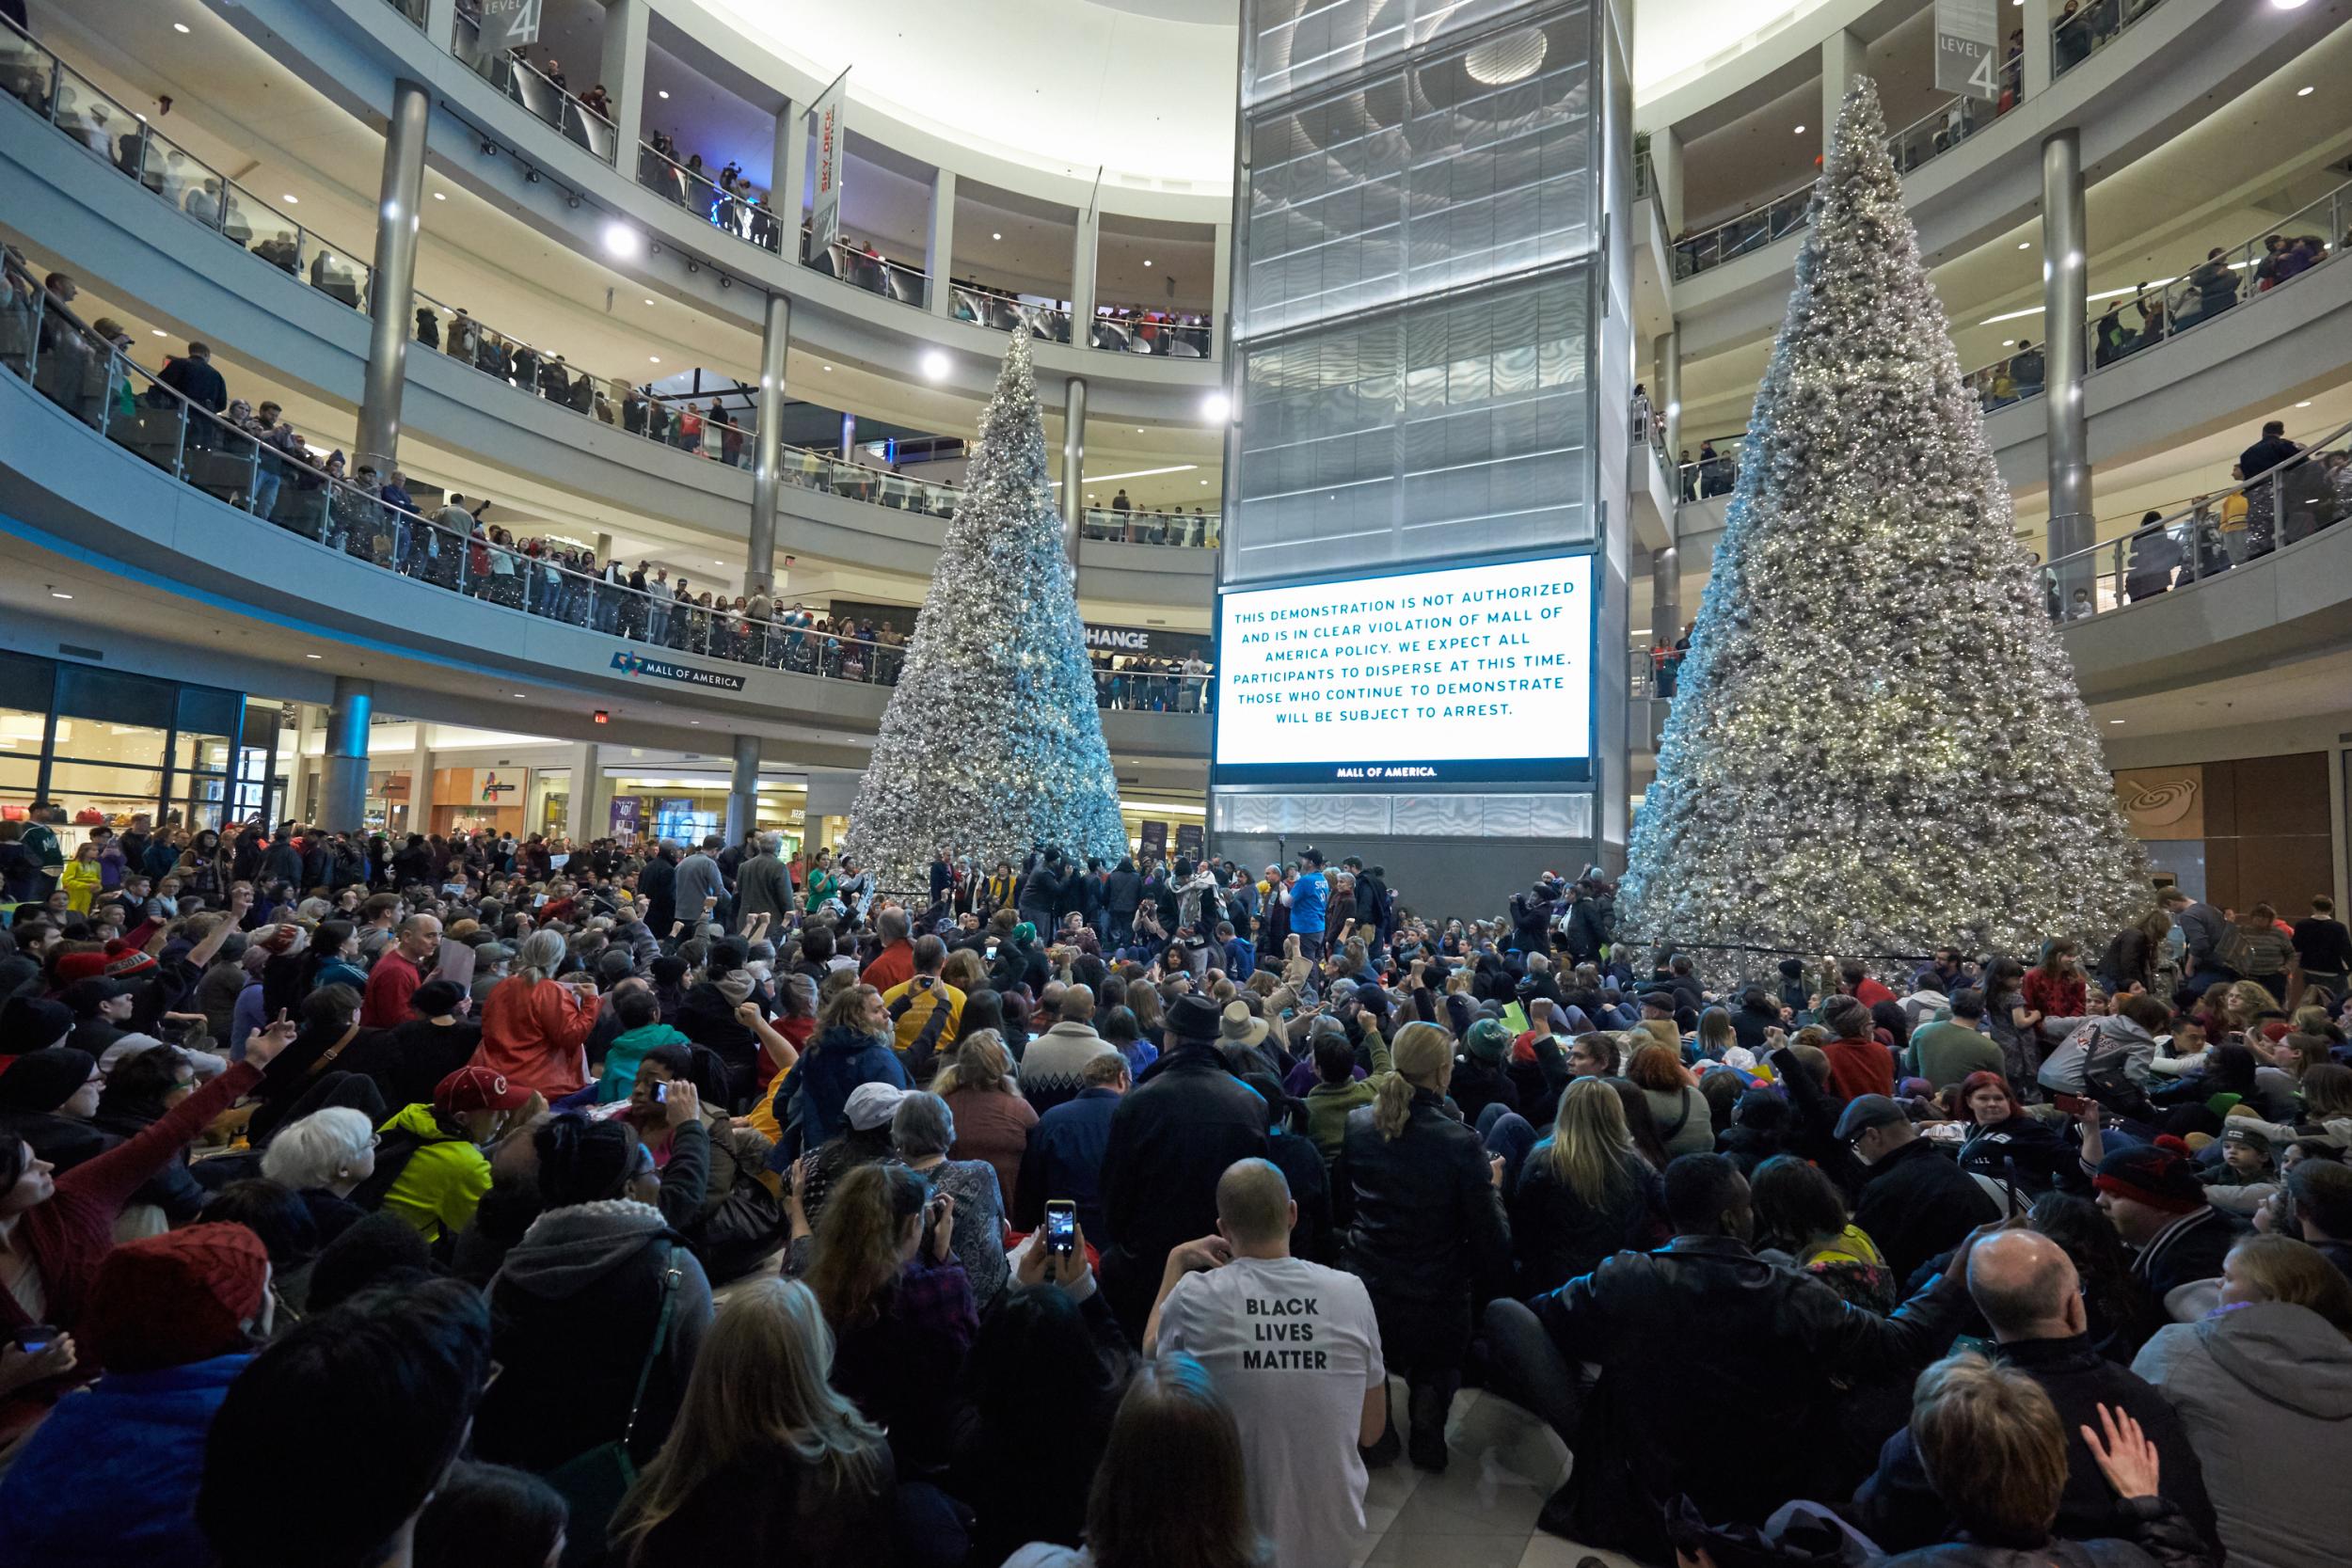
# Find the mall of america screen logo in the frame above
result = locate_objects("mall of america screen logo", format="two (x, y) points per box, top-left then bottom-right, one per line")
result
(610, 650), (747, 692)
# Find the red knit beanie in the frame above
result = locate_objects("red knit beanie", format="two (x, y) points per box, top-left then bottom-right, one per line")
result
(81, 1225), (270, 1372)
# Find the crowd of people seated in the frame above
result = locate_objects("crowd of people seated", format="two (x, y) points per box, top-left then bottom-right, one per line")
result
(2, 816), (2347, 1568)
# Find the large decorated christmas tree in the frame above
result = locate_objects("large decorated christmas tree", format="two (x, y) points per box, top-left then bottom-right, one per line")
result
(1618, 78), (2145, 982)
(845, 335), (1127, 890)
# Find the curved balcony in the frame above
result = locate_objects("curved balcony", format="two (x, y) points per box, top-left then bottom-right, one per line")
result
(209, 0), (1224, 419)
(0, 51), (1215, 605)
(0, 278), (1213, 758)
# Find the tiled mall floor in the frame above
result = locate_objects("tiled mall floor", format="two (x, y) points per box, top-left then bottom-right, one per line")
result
(1351, 1381), (1651, 1568)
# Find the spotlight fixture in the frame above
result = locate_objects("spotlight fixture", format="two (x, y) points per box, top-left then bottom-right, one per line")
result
(649, 243), (661, 256)
(1200, 391), (1231, 422)
(566, 192), (580, 209)
(920, 349), (950, 381)
(687, 261), (700, 274)
(526, 168), (540, 184)
(603, 222), (643, 259)
(720, 275), (732, 288)
(481, 139), (495, 154)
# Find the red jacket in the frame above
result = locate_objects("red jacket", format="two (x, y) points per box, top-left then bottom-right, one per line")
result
(473, 975), (598, 1097)
(360, 948), (422, 1029)
(1822, 1037), (1895, 1102)
(1, 1061), (261, 1335)
(861, 941), (915, 993)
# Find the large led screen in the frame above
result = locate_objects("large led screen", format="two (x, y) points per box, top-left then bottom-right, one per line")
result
(1213, 553), (1595, 785)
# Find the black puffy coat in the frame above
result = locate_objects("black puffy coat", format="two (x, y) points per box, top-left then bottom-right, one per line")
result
(1528, 1235), (1967, 1561)
(1510, 1148), (1664, 1294)
(1335, 1087), (1510, 1308)
(1097, 1046), (1268, 1339)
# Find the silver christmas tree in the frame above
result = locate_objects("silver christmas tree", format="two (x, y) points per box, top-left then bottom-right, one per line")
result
(846, 335), (1127, 891)
(1619, 77), (2146, 984)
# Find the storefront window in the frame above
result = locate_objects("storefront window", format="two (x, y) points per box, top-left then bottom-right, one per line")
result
(45, 760), (167, 804)
(528, 769), (570, 840)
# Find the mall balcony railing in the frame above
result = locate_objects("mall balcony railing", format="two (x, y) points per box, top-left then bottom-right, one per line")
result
(635, 143), (787, 258)
(380, 0), (428, 27)
(2055, 0), (2171, 81)
(2, 15), (378, 308)
(450, 7), (618, 165)
(0, 22), (1217, 553)
(952, 282), (1076, 345)
(1883, 49), (2024, 177)
(814, 238), (931, 310)
(2035, 414), (2352, 623)
(1676, 434), (1745, 502)
(1091, 306), (1213, 358)
(0, 271), (1219, 710)
(1672, 184), (1811, 282)
(1962, 178), (2350, 414)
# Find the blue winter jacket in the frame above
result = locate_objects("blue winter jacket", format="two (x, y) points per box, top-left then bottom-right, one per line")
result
(0, 1352), (252, 1568)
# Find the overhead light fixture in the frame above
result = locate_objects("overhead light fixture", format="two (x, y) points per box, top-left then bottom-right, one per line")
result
(603, 222), (641, 259)
(2108, 718), (2126, 724)
(526, 169), (540, 184)
(516, 692), (528, 699)
(1142, 259), (1152, 268)
(2296, 400), (2312, 407)
(566, 193), (580, 209)
(2298, 86), (2315, 97)
(920, 349), (950, 381)
(306, 653), (323, 659)
(151, 328), (167, 337)
(281, 193), (299, 204)
(173, 21), (190, 31)
(1200, 391), (1231, 422)
(720, 275), (732, 289)
(1793, 124), (1806, 135)
(1464, 24), (1548, 86)
(649, 356), (662, 364)
(687, 261), (699, 274)
(2271, 0), (2312, 9)
(2017, 241), (2030, 249)
(1080, 463), (1198, 483)
(821, 364), (832, 372)
(992, 231), (1002, 240)
(432, 191), (446, 200)
(49, 591), (72, 599)
(658, 88), (670, 99)
(644, 297), (655, 305)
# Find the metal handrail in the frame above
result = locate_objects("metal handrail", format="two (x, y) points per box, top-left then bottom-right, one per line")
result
(450, 6), (616, 164)
(0, 274), (1218, 705)
(636, 141), (785, 258)
(1883, 49), (2023, 177)
(1089, 304), (1215, 359)
(951, 280), (1075, 344)
(1672, 182), (1813, 281)
(2035, 413), (2352, 624)
(1675, 432), (1746, 500)
(2055, 0), (2170, 80)
(1959, 176), (2351, 413)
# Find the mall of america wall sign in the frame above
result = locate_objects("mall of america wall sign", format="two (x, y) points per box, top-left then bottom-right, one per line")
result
(1212, 553), (1596, 786)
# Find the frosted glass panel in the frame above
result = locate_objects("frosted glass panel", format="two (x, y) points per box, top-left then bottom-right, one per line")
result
(1243, 7), (1593, 339)
(1245, 0), (1543, 107)
(1232, 269), (1590, 583)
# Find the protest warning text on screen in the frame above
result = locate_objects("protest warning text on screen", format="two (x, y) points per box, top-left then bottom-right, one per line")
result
(1212, 554), (1596, 785)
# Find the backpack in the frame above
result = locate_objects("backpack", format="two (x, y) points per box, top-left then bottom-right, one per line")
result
(346, 1124), (437, 1212)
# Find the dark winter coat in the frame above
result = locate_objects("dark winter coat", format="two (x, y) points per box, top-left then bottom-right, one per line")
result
(1097, 1045), (1268, 1338)
(1335, 1088), (1510, 1308)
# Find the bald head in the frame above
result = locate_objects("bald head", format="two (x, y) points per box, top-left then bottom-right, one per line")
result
(1216, 1158), (1295, 1253)
(1967, 1230), (2083, 1342)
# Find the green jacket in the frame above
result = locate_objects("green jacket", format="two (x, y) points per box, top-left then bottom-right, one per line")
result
(375, 1101), (493, 1243)
(1301, 1024), (1393, 1164)
(598, 1022), (691, 1103)
(1909, 1020), (2005, 1089)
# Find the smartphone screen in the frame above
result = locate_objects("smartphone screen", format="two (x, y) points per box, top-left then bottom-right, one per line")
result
(1045, 1200), (1077, 1255)
(653, 1081), (668, 1102)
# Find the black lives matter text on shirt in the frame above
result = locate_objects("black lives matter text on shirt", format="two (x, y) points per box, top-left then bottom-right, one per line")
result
(1243, 1293), (1332, 1370)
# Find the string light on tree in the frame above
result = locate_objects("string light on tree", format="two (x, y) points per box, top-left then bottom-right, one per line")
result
(846, 335), (1127, 889)
(1618, 78), (2145, 985)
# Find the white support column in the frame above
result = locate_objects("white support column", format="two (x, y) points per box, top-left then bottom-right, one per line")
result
(773, 102), (810, 264)
(2021, 0), (2056, 100)
(406, 742), (436, 839)
(600, 0), (650, 165)
(926, 168), (956, 318)
(1650, 124), (1685, 238)
(1210, 220), (1232, 358)
(566, 742), (602, 842)
(1072, 209), (1100, 350)
(424, 0), (456, 48)
(1821, 27), (1865, 153)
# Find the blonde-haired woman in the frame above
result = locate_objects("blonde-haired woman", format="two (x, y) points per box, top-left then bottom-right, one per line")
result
(610, 1277), (898, 1567)
(1510, 1076), (1664, 1293)
(1335, 1020), (1510, 1470)
(931, 1029), (1036, 1212)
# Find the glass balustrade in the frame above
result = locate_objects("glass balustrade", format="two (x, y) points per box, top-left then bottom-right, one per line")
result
(1676, 435), (1743, 501)
(951, 283), (1075, 345)
(636, 142), (787, 257)
(2055, 0), (2169, 80)
(1883, 50), (2024, 176)
(813, 238), (931, 310)
(1089, 307), (1214, 358)
(382, 0), (428, 25)
(2035, 416), (2352, 624)
(0, 267), (1218, 709)
(0, 13), (1222, 549)
(1673, 186), (1812, 281)
(1960, 179), (2349, 414)
(450, 7), (617, 164)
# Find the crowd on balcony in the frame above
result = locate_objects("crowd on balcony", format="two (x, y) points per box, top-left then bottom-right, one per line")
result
(0, 819), (2348, 1568)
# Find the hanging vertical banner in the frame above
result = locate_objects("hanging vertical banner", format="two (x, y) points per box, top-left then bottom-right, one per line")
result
(481, 0), (543, 51)
(610, 796), (644, 840)
(806, 66), (851, 270)
(1933, 0), (2000, 98)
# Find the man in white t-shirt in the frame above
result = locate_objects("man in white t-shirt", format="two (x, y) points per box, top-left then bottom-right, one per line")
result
(1148, 1158), (1386, 1568)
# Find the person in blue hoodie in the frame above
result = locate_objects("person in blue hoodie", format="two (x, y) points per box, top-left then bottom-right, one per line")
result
(0, 1223), (273, 1568)
(779, 982), (908, 1156)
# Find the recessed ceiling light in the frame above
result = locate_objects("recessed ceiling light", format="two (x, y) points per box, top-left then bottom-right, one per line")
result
(2108, 719), (2125, 724)
(658, 89), (670, 99)
(2296, 401), (2312, 407)
(306, 653), (323, 659)
(992, 231), (1002, 241)
(2299, 86), (2316, 96)
(1200, 392), (1230, 422)
(49, 591), (72, 599)
(432, 191), (446, 200)
(920, 349), (950, 381)
(515, 692), (528, 699)
(649, 356), (661, 364)
(1793, 124), (1806, 135)
(821, 364), (832, 372)
(2002, 339), (2015, 346)
(602, 222), (643, 260)
(2017, 241), (2030, 249)
(151, 328), (167, 337)
(712, 559), (724, 566)
(281, 193), (299, 204)
(2272, 0), (2312, 10)
(1142, 260), (1152, 268)
(173, 21), (190, 32)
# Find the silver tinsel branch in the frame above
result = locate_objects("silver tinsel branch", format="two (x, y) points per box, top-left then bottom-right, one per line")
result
(845, 335), (1127, 890)
(1618, 76), (2148, 987)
